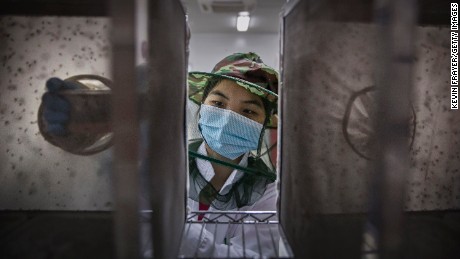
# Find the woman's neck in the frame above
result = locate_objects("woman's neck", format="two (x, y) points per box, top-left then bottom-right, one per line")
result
(204, 144), (243, 191)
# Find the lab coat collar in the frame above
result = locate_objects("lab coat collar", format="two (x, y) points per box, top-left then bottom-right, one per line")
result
(196, 142), (248, 195)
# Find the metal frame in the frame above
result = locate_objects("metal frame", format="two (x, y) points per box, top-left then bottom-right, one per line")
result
(110, 0), (140, 258)
(112, 0), (188, 258)
(1, 0), (108, 16)
(280, 0), (418, 258)
(147, 1), (188, 258)
(370, 0), (417, 258)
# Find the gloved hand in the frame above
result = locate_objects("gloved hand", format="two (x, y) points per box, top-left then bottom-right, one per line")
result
(41, 77), (79, 136)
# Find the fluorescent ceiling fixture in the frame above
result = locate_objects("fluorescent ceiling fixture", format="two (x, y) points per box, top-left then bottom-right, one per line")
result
(237, 11), (250, 32)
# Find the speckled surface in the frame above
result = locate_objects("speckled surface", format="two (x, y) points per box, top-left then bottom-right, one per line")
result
(407, 26), (460, 210)
(1, 16), (459, 213)
(0, 16), (114, 210)
(282, 21), (459, 213)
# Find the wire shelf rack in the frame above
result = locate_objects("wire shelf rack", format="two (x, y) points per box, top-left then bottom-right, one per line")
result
(179, 211), (294, 258)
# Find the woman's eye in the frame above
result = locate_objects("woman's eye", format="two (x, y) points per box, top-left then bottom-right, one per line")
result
(243, 109), (256, 115)
(211, 101), (224, 107)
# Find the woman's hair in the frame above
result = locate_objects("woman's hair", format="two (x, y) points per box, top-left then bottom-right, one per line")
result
(201, 77), (275, 121)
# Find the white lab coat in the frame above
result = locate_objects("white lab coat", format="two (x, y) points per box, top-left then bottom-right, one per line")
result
(181, 142), (280, 258)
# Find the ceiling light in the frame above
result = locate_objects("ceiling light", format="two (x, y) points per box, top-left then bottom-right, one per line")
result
(237, 11), (250, 32)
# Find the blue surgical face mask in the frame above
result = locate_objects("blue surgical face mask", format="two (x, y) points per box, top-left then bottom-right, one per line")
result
(198, 104), (264, 160)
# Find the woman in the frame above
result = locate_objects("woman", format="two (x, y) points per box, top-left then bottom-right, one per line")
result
(40, 52), (280, 257)
(182, 52), (280, 257)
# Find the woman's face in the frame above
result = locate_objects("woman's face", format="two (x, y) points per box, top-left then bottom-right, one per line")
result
(203, 79), (266, 124)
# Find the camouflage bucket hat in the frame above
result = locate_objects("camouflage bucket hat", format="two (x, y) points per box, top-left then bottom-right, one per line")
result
(188, 52), (279, 128)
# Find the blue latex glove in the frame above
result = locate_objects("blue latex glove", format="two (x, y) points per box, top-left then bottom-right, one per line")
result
(42, 77), (78, 136)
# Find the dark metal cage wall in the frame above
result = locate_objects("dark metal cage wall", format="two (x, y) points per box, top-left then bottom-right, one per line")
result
(1, 0), (187, 258)
(280, 0), (459, 259)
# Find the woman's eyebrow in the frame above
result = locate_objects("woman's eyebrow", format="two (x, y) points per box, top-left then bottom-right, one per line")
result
(209, 90), (229, 100)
